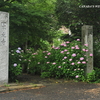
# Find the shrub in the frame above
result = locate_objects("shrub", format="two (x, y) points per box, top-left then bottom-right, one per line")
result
(83, 68), (100, 83)
(40, 39), (88, 80)
(9, 47), (22, 82)
(22, 39), (93, 81)
(21, 48), (45, 75)
(93, 41), (100, 68)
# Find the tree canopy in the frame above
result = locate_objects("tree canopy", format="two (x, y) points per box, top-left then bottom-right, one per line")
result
(55, 0), (100, 40)
(0, 0), (58, 50)
(0, 0), (100, 50)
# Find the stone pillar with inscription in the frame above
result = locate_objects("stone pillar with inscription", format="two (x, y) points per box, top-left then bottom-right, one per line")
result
(82, 25), (93, 75)
(0, 11), (9, 84)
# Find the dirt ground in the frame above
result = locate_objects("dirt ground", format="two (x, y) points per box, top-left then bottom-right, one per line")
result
(16, 73), (75, 85)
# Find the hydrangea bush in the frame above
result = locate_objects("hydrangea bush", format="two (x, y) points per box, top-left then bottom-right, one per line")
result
(9, 47), (22, 81)
(9, 39), (94, 82)
(40, 39), (88, 80)
(21, 49), (44, 75)
(21, 39), (93, 81)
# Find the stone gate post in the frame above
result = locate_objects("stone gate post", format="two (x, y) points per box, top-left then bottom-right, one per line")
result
(82, 25), (93, 75)
(0, 11), (9, 84)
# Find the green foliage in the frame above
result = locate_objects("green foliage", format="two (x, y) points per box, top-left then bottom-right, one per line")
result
(83, 68), (100, 83)
(21, 48), (45, 74)
(8, 40), (100, 83)
(0, 0), (58, 50)
(9, 47), (22, 82)
(85, 70), (96, 82)
(78, 67), (100, 83)
(41, 72), (51, 78)
(94, 68), (100, 79)
(55, 0), (100, 39)
(21, 39), (91, 81)
(55, 0), (82, 39)
(93, 68), (100, 83)
(40, 39), (88, 80)
(93, 41), (100, 68)
(1, 0), (100, 83)
(55, 0), (100, 82)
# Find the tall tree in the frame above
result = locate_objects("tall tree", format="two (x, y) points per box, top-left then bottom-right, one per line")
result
(0, 0), (58, 50)
(55, 0), (100, 40)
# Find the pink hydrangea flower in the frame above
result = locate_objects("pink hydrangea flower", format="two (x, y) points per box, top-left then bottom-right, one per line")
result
(45, 56), (48, 58)
(52, 46), (55, 48)
(52, 62), (56, 65)
(85, 49), (88, 52)
(58, 66), (61, 68)
(77, 39), (80, 41)
(47, 52), (51, 55)
(71, 62), (75, 65)
(75, 75), (79, 78)
(77, 61), (81, 64)
(71, 47), (75, 49)
(67, 52), (70, 54)
(64, 49), (68, 51)
(64, 56), (67, 59)
(38, 62), (40, 64)
(80, 57), (84, 60)
(64, 44), (67, 47)
(72, 53), (76, 57)
(82, 49), (86, 51)
(33, 53), (37, 55)
(82, 61), (86, 64)
(90, 53), (93, 56)
(66, 41), (70, 43)
(69, 59), (72, 61)
(54, 47), (60, 49)
(60, 51), (64, 53)
(43, 51), (46, 53)
(78, 68), (80, 70)
(84, 44), (88, 46)
(76, 47), (80, 49)
(60, 43), (65, 46)
(47, 62), (50, 64)
(75, 45), (79, 49)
